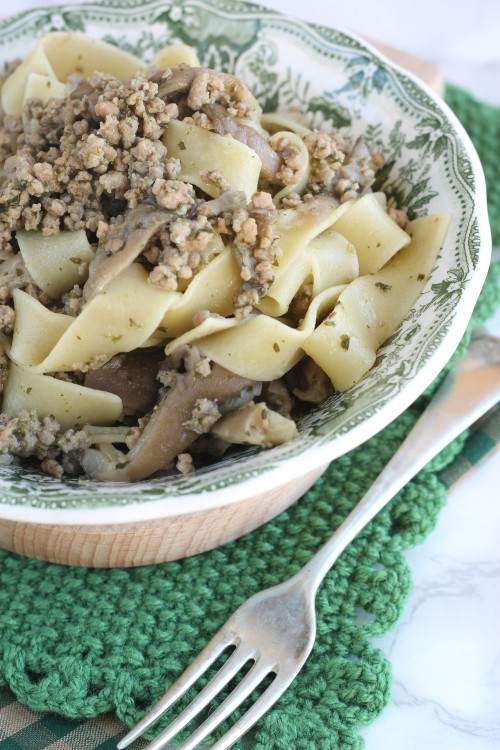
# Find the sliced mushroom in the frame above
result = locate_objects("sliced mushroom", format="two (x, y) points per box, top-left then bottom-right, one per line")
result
(211, 402), (298, 448)
(291, 358), (334, 404)
(154, 66), (262, 122)
(90, 364), (256, 482)
(261, 379), (294, 416)
(84, 205), (175, 301)
(203, 103), (282, 180)
(199, 190), (246, 217)
(84, 347), (165, 414)
(339, 135), (376, 193)
(153, 65), (201, 97)
(69, 80), (103, 120)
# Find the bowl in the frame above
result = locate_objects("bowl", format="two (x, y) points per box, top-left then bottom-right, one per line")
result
(0, 0), (491, 567)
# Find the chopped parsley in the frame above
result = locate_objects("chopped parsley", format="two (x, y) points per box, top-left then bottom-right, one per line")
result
(375, 282), (392, 292)
(340, 334), (350, 350)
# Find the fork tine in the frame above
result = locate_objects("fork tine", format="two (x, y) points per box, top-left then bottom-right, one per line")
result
(175, 661), (273, 750)
(209, 673), (291, 750)
(138, 645), (253, 750)
(117, 630), (234, 750)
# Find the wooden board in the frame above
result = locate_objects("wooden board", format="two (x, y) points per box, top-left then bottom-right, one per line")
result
(367, 37), (444, 96)
(0, 44), (443, 568)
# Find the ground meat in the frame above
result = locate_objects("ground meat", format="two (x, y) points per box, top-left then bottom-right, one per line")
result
(186, 71), (260, 120)
(0, 410), (60, 459)
(303, 130), (378, 202)
(183, 111), (214, 130)
(125, 415), (150, 449)
(200, 190), (280, 317)
(183, 398), (221, 434)
(287, 283), (313, 324)
(39, 457), (64, 477)
(273, 136), (304, 186)
(148, 213), (215, 290)
(57, 428), (92, 453)
(60, 285), (84, 316)
(0, 113), (22, 166)
(0, 346), (9, 393)
(152, 178), (194, 211)
(388, 203), (409, 229)
(0, 246), (33, 303)
(191, 310), (224, 327)
(0, 304), (15, 332)
(0, 72), (180, 245)
(70, 353), (110, 373)
(176, 452), (194, 474)
(194, 357), (211, 378)
(0, 409), (93, 472)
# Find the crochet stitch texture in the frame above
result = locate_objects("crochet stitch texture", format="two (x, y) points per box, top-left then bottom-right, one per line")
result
(0, 85), (499, 750)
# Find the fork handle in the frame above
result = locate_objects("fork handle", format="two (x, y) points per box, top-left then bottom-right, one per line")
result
(301, 334), (500, 595)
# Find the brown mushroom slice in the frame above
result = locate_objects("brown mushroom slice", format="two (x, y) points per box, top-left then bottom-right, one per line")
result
(212, 402), (298, 449)
(203, 103), (282, 180)
(70, 79), (101, 119)
(152, 64), (202, 96)
(261, 379), (294, 416)
(156, 67), (262, 121)
(339, 135), (376, 193)
(199, 190), (246, 217)
(84, 205), (174, 301)
(84, 347), (165, 414)
(292, 358), (334, 404)
(91, 364), (255, 482)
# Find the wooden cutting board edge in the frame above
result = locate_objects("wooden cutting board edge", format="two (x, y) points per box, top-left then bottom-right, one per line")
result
(368, 37), (444, 96)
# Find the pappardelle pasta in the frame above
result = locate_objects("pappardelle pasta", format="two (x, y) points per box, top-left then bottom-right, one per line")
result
(0, 32), (450, 481)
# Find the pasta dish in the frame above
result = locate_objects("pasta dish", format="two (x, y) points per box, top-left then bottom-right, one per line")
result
(0, 33), (450, 482)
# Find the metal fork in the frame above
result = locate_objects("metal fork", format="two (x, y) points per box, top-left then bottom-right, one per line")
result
(118, 333), (500, 750)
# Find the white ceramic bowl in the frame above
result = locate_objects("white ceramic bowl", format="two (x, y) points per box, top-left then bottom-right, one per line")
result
(0, 0), (491, 566)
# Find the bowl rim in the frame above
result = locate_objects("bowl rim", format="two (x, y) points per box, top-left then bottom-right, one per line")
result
(0, 0), (492, 526)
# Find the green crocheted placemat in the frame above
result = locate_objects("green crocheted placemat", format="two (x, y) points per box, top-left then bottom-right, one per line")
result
(0, 84), (499, 750)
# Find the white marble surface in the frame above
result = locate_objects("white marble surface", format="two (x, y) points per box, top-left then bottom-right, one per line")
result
(2, 1), (500, 748)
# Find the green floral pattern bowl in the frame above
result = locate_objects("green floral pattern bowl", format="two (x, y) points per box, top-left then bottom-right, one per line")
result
(0, 0), (491, 530)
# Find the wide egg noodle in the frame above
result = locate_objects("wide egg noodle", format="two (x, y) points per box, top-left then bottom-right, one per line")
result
(10, 289), (73, 367)
(268, 130), (310, 206)
(24, 73), (69, 104)
(17, 229), (95, 299)
(152, 44), (200, 68)
(163, 316), (238, 353)
(308, 228), (359, 295)
(257, 196), (351, 317)
(171, 285), (345, 381)
(331, 192), (411, 275)
(1, 40), (54, 115)
(302, 214), (452, 391)
(260, 112), (312, 138)
(10, 263), (178, 373)
(2, 362), (123, 430)
(162, 120), (262, 201)
(159, 248), (241, 338)
(258, 228), (359, 318)
(1, 31), (145, 115)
